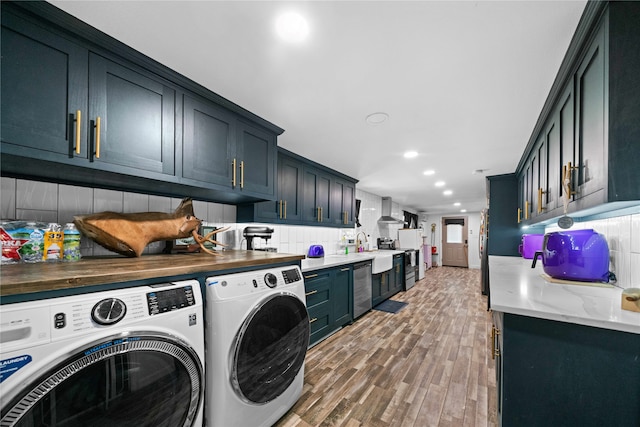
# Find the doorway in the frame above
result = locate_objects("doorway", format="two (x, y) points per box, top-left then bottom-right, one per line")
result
(442, 216), (468, 267)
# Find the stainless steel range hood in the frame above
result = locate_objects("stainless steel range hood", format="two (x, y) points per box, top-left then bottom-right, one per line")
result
(378, 197), (404, 224)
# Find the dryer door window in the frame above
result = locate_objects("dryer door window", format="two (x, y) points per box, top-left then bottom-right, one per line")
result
(1, 334), (203, 427)
(231, 293), (310, 404)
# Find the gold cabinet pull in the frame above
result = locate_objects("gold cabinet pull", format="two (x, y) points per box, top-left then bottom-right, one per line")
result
(517, 207), (522, 224)
(95, 116), (101, 159)
(74, 110), (81, 154)
(309, 317), (318, 324)
(304, 273), (318, 279)
(537, 188), (546, 214)
(340, 267), (350, 271)
(232, 158), (237, 187)
(524, 200), (529, 220)
(279, 200), (283, 219)
(316, 207), (320, 222)
(240, 160), (244, 189)
(320, 207), (323, 222)
(305, 289), (318, 297)
(283, 200), (287, 219)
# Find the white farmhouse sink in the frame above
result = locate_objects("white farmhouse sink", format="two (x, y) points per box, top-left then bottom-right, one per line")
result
(372, 253), (393, 274)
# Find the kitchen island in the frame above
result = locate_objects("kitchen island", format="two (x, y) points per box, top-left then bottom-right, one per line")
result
(0, 250), (305, 302)
(489, 255), (640, 427)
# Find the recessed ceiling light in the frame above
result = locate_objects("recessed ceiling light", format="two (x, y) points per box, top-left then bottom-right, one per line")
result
(365, 112), (389, 124)
(460, 209), (467, 213)
(443, 190), (453, 196)
(472, 168), (490, 175)
(435, 181), (445, 187)
(404, 151), (418, 159)
(275, 11), (309, 43)
(454, 202), (461, 206)
(423, 170), (435, 176)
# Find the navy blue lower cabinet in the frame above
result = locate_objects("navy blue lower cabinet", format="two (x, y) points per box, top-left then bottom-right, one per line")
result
(304, 266), (353, 346)
(493, 311), (640, 427)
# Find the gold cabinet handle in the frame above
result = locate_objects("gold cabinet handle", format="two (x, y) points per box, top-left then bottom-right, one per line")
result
(341, 267), (350, 271)
(517, 207), (522, 224)
(304, 273), (318, 279)
(74, 110), (81, 154)
(279, 200), (283, 219)
(95, 116), (101, 159)
(240, 160), (244, 189)
(320, 207), (323, 222)
(309, 317), (318, 324)
(305, 289), (318, 296)
(524, 200), (529, 220)
(537, 188), (546, 214)
(232, 158), (237, 187)
(284, 200), (287, 219)
(316, 207), (321, 222)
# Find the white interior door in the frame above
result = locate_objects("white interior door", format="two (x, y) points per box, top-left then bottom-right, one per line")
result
(442, 216), (468, 267)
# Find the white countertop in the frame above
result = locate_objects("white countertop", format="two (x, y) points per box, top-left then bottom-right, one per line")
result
(489, 256), (640, 334)
(301, 250), (405, 273)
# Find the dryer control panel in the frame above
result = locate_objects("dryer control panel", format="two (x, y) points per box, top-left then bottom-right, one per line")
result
(147, 286), (196, 315)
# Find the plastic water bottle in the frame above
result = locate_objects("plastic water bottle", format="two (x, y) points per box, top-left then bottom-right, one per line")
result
(63, 223), (82, 262)
(44, 223), (63, 262)
(22, 222), (44, 263)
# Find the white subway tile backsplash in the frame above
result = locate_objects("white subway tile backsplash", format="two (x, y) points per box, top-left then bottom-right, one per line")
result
(58, 184), (93, 224)
(149, 195), (172, 213)
(94, 189), (123, 212)
(1, 177), (17, 219)
(630, 253), (640, 286)
(123, 192), (149, 213)
(631, 214), (640, 254)
(17, 179), (58, 212)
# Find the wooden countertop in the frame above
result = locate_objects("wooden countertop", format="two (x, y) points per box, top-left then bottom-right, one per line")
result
(0, 250), (305, 297)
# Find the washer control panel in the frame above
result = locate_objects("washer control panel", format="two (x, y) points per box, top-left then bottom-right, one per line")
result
(147, 285), (196, 315)
(206, 266), (304, 299)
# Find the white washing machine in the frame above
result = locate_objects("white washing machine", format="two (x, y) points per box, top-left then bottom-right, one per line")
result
(205, 265), (309, 427)
(0, 280), (205, 427)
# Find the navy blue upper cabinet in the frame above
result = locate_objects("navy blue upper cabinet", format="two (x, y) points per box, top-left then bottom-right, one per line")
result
(182, 93), (235, 188)
(1, 8), (88, 161)
(237, 148), (357, 227)
(0, 1), (282, 204)
(516, 1), (640, 224)
(88, 53), (176, 176)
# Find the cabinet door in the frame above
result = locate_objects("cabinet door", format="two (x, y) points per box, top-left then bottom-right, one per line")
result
(236, 121), (276, 197)
(545, 118), (560, 213)
(302, 167), (332, 224)
(530, 141), (540, 217)
(88, 53), (175, 175)
(333, 267), (352, 327)
(278, 155), (303, 221)
(1, 11), (87, 159)
(575, 26), (606, 199)
(393, 256), (404, 291)
(517, 173), (525, 224)
(332, 178), (356, 226)
(559, 85), (575, 203)
(371, 274), (383, 306)
(182, 93), (234, 187)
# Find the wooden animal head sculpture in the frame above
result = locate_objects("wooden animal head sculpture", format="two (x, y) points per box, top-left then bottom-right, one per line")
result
(74, 198), (228, 257)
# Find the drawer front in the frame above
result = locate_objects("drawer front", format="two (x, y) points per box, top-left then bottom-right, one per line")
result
(307, 302), (331, 344)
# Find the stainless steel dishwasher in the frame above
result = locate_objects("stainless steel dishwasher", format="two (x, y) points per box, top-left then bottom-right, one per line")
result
(353, 261), (372, 319)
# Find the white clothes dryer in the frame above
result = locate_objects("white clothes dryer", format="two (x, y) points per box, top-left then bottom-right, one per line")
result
(205, 265), (309, 427)
(0, 280), (205, 427)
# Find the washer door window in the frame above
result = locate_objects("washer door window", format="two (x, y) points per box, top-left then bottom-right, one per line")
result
(232, 293), (310, 404)
(1, 334), (202, 427)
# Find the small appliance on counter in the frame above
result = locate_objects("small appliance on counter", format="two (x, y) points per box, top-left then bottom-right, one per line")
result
(307, 245), (325, 258)
(243, 226), (276, 251)
(377, 237), (396, 250)
(518, 234), (544, 259)
(532, 229), (612, 282)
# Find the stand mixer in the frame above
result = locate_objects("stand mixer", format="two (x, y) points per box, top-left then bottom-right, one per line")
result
(243, 226), (276, 251)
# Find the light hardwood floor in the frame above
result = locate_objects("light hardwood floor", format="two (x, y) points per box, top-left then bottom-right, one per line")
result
(275, 266), (497, 427)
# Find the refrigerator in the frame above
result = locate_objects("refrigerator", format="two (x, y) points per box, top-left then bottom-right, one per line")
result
(397, 229), (425, 280)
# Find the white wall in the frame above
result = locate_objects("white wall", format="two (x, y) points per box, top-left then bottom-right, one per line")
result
(420, 212), (482, 269)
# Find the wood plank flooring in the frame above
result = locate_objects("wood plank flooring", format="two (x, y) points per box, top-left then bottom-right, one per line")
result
(274, 266), (497, 427)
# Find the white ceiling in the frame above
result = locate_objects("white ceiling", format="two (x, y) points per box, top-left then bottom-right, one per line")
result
(50, 0), (587, 214)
